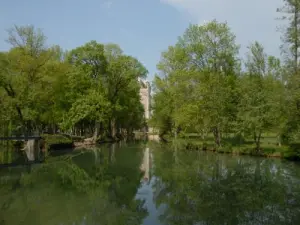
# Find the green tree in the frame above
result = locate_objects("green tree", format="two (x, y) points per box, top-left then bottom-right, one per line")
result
(0, 25), (55, 134)
(64, 42), (147, 139)
(238, 42), (285, 151)
(277, 0), (300, 146)
(277, 0), (300, 72)
(104, 45), (147, 138)
(153, 20), (240, 147)
(150, 76), (174, 137)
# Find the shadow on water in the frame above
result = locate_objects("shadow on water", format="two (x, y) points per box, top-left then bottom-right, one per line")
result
(49, 148), (75, 157)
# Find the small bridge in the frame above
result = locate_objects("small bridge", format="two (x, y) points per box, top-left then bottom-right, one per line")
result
(0, 136), (42, 141)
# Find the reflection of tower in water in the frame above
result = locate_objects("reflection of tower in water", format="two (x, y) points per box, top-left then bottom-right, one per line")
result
(140, 147), (151, 183)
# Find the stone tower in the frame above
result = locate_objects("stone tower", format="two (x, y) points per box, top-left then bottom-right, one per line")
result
(139, 79), (151, 119)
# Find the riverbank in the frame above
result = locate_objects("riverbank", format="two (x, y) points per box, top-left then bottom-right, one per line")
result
(165, 136), (300, 161)
(42, 134), (120, 150)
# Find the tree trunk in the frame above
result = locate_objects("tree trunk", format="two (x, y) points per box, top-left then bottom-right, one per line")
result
(174, 125), (178, 139)
(110, 118), (116, 140)
(277, 134), (282, 147)
(254, 131), (261, 153)
(52, 124), (56, 134)
(93, 121), (100, 142)
(201, 132), (204, 140)
(213, 126), (221, 147)
(4, 84), (27, 136)
(80, 123), (84, 136)
(294, 5), (299, 74)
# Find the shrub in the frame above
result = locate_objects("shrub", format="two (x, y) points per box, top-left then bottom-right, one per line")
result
(41, 134), (74, 150)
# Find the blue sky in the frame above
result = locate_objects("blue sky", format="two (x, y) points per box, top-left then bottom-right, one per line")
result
(0, 0), (283, 81)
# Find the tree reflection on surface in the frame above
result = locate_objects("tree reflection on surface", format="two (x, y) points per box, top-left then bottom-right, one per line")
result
(151, 143), (300, 225)
(0, 143), (148, 225)
(1, 142), (300, 225)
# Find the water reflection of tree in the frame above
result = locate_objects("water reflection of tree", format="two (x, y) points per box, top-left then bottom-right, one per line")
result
(0, 143), (148, 225)
(152, 148), (300, 225)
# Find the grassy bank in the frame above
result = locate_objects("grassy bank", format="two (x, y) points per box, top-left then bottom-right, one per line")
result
(165, 134), (300, 161)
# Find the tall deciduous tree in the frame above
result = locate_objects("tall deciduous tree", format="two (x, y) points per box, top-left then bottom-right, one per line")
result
(153, 20), (240, 147)
(63, 42), (147, 139)
(277, 0), (300, 72)
(278, 0), (300, 144)
(104, 45), (147, 138)
(238, 42), (285, 151)
(0, 25), (54, 134)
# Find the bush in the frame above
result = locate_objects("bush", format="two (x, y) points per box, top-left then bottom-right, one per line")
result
(283, 142), (300, 161)
(231, 134), (246, 145)
(60, 134), (85, 142)
(218, 143), (233, 153)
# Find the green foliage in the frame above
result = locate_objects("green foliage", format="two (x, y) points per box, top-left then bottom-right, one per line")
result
(60, 90), (111, 130)
(152, 20), (240, 145)
(41, 134), (73, 145)
(68, 40), (107, 80)
(237, 43), (285, 151)
(41, 134), (73, 150)
(151, 15), (300, 155)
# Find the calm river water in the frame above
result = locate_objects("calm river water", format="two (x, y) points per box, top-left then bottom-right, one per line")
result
(1, 141), (300, 225)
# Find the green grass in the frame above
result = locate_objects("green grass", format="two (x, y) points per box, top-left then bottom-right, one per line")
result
(171, 133), (297, 160)
(41, 134), (74, 150)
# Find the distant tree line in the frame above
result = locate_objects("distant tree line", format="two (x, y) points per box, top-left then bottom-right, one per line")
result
(0, 25), (148, 141)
